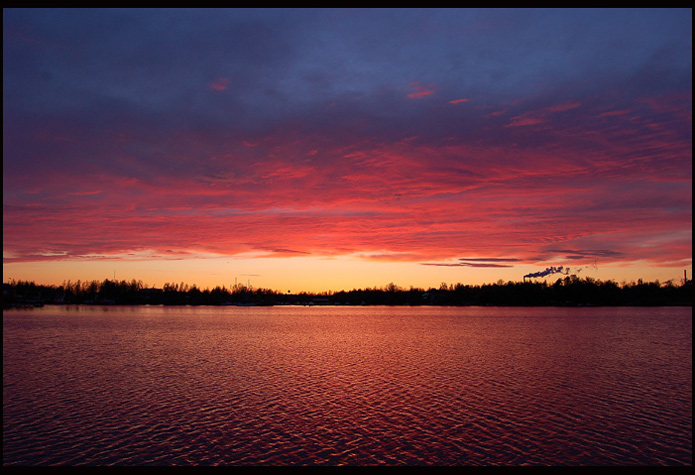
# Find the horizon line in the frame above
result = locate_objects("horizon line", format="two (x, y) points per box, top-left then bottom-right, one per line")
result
(4, 274), (692, 295)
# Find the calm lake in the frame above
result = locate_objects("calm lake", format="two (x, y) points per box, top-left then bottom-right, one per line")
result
(3, 305), (692, 466)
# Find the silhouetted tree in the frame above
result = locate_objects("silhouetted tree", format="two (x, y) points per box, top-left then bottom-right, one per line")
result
(3, 276), (692, 308)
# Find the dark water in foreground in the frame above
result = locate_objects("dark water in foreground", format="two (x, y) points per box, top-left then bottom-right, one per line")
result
(3, 305), (692, 466)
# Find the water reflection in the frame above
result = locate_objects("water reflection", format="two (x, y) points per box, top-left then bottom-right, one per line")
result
(3, 306), (692, 465)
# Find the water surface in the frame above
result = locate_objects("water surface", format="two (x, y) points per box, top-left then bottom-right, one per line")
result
(3, 305), (692, 465)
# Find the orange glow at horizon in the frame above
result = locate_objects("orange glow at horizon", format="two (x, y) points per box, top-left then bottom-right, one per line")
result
(3, 253), (692, 294)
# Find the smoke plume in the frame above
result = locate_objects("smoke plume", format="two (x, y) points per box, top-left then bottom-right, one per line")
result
(523, 266), (571, 279)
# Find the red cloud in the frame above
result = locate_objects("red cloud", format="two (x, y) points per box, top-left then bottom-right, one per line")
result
(2, 93), (691, 275)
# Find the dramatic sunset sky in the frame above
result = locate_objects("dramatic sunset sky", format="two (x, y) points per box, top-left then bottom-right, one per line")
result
(3, 8), (692, 293)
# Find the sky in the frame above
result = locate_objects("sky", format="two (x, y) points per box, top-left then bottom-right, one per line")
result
(3, 8), (692, 293)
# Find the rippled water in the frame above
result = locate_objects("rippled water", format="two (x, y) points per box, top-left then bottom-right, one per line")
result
(3, 305), (692, 465)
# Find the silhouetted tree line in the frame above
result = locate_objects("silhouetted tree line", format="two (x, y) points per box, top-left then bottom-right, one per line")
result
(3, 275), (692, 308)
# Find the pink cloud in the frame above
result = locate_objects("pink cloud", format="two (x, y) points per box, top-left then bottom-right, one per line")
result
(506, 101), (581, 127)
(407, 89), (435, 99)
(407, 82), (436, 99)
(209, 77), (231, 91)
(67, 190), (103, 196)
(597, 109), (631, 118)
(544, 101), (581, 113)
(506, 115), (545, 127)
(449, 98), (470, 104)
